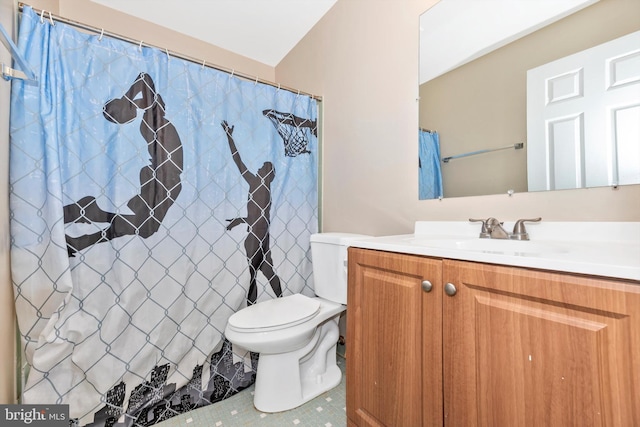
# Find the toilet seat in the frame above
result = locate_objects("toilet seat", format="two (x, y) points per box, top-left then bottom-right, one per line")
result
(228, 294), (321, 333)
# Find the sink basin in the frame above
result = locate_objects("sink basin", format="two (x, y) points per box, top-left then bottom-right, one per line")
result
(409, 238), (569, 256)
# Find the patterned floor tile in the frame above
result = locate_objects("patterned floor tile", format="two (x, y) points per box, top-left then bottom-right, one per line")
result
(158, 356), (346, 427)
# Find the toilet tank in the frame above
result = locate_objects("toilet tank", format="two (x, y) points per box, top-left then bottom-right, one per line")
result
(310, 233), (372, 304)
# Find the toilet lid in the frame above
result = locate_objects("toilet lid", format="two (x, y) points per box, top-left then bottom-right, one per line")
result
(228, 294), (321, 331)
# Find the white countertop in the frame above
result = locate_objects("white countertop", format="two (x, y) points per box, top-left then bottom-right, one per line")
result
(347, 221), (640, 281)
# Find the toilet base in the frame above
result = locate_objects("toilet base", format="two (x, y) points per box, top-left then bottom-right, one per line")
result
(253, 315), (342, 413)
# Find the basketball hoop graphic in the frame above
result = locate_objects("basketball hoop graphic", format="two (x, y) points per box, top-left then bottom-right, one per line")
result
(263, 109), (317, 157)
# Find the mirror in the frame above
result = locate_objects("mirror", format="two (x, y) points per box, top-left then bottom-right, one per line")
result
(418, 0), (640, 199)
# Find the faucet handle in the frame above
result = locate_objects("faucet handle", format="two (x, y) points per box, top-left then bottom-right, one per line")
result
(511, 217), (542, 241)
(469, 218), (491, 238)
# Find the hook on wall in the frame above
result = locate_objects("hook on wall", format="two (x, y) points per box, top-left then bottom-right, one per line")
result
(0, 21), (38, 83)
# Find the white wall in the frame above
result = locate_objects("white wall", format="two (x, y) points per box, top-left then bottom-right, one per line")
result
(276, 0), (640, 236)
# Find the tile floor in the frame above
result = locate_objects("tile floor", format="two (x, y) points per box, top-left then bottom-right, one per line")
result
(158, 349), (347, 427)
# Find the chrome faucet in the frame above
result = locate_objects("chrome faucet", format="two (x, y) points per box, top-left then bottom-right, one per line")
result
(469, 217), (542, 240)
(486, 217), (510, 239)
(470, 217), (508, 238)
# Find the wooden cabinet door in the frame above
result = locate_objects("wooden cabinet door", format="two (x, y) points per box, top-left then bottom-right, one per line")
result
(347, 248), (443, 427)
(443, 260), (640, 427)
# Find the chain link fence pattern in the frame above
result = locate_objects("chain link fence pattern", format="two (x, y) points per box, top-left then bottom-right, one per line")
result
(10, 7), (318, 426)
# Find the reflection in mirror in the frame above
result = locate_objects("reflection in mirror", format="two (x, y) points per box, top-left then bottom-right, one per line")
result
(418, 0), (640, 199)
(419, 128), (443, 199)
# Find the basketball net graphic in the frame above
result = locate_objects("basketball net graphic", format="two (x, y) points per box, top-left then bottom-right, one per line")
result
(263, 109), (317, 157)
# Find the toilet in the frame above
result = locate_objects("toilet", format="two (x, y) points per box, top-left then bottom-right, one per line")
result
(224, 232), (370, 413)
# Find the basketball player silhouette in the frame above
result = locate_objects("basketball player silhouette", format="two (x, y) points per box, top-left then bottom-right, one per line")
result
(63, 73), (183, 256)
(222, 120), (283, 305)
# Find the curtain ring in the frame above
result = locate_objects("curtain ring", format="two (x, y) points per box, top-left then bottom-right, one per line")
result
(201, 59), (206, 69)
(40, 9), (45, 24)
(98, 29), (104, 41)
(48, 11), (55, 26)
(165, 48), (170, 59)
(254, 76), (259, 85)
(230, 69), (235, 79)
(138, 40), (143, 51)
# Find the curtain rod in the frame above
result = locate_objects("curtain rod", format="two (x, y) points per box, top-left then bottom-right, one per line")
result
(442, 142), (524, 163)
(17, 3), (322, 101)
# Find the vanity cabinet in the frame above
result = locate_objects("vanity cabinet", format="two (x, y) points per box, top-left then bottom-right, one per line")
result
(346, 247), (640, 427)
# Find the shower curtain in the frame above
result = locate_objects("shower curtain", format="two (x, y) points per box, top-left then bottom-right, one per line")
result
(10, 7), (318, 427)
(418, 129), (443, 200)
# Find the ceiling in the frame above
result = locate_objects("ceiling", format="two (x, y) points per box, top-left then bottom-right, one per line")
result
(419, 0), (597, 84)
(89, 0), (338, 67)
(89, 0), (596, 81)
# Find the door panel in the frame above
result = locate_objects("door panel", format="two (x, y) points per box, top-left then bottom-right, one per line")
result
(612, 103), (640, 185)
(443, 260), (640, 427)
(527, 30), (640, 190)
(475, 295), (611, 427)
(347, 248), (443, 427)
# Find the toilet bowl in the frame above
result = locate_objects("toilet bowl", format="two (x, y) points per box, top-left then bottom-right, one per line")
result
(225, 293), (345, 412)
(224, 232), (371, 413)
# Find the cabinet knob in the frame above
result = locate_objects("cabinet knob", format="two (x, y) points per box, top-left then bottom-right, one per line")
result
(421, 280), (433, 293)
(444, 282), (457, 296)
